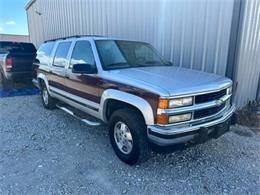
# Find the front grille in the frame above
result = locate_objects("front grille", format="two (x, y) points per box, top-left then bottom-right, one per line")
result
(194, 103), (225, 119)
(195, 89), (227, 104)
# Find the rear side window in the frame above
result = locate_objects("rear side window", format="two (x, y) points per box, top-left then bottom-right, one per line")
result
(0, 41), (36, 53)
(69, 41), (95, 69)
(53, 42), (71, 67)
(35, 42), (55, 65)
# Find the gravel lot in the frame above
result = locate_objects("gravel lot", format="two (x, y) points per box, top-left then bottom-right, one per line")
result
(0, 95), (260, 195)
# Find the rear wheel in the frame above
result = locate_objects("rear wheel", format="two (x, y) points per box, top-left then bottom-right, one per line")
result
(40, 82), (56, 109)
(108, 108), (151, 165)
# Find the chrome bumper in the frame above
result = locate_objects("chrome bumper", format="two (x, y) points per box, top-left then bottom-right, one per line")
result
(147, 105), (235, 146)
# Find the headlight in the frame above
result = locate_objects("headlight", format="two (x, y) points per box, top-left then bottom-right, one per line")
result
(169, 97), (193, 108)
(227, 86), (232, 95)
(157, 113), (192, 125)
(169, 113), (192, 123)
(158, 97), (193, 109)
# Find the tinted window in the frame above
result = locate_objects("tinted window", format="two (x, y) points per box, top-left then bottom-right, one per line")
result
(35, 42), (55, 65)
(53, 42), (71, 67)
(95, 41), (127, 69)
(95, 40), (166, 70)
(0, 41), (36, 53)
(70, 41), (96, 69)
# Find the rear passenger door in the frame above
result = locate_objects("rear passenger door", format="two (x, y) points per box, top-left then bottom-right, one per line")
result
(48, 41), (72, 92)
(65, 40), (101, 108)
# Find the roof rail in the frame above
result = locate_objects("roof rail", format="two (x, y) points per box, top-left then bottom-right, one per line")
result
(44, 35), (104, 43)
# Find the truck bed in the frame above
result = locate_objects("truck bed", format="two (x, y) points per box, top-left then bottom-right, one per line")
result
(0, 41), (36, 81)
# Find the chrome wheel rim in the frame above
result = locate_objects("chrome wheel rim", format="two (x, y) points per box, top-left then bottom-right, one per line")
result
(42, 88), (48, 105)
(114, 121), (133, 155)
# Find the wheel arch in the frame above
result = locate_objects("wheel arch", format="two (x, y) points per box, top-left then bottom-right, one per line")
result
(100, 89), (155, 125)
(37, 73), (50, 92)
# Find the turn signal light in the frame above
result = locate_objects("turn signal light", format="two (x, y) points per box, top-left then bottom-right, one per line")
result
(158, 99), (169, 109)
(156, 114), (169, 125)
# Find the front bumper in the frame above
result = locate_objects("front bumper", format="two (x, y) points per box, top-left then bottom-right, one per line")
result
(147, 105), (235, 146)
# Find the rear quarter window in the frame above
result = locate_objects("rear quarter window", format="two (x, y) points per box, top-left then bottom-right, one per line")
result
(35, 42), (55, 65)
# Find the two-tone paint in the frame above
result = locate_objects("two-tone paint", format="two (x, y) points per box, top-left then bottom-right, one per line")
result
(33, 36), (235, 146)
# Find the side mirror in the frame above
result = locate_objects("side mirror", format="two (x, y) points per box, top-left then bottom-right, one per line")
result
(72, 64), (97, 74)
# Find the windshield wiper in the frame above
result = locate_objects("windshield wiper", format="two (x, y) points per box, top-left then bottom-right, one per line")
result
(142, 60), (163, 64)
(105, 62), (131, 70)
(134, 60), (170, 67)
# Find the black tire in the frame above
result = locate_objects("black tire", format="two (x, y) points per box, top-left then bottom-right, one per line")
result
(1, 73), (13, 90)
(108, 108), (151, 165)
(40, 82), (56, 109)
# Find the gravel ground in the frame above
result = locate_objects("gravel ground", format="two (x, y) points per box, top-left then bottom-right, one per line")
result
(0, 95), (260, 195)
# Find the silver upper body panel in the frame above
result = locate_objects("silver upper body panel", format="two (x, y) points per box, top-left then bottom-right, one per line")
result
(101, 66), (232, 97)
(43, 36), (232, 99)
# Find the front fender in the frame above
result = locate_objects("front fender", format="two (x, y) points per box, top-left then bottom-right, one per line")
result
(100, 89), (155, 125)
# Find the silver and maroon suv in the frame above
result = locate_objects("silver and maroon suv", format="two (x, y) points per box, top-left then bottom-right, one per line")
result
(33, 35), (235, 164)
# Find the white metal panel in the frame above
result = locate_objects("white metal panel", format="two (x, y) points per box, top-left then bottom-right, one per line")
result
(26, 0), (234, 76)
(233, 0), (260, 107)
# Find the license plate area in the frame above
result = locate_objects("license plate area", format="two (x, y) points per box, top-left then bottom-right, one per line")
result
(193, 119), (231, 143)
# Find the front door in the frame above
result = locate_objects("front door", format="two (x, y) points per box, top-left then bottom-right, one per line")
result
(65, 40), (101, 111)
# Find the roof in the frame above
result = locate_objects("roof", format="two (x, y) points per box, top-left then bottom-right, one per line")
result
(44, 35), (106, 43)
(43, 35), (144, 44)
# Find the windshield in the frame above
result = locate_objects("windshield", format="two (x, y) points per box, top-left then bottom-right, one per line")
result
(95, 40), (170, 70)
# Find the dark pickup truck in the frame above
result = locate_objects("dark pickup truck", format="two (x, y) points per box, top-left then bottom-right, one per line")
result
(0, 41), (36, 89)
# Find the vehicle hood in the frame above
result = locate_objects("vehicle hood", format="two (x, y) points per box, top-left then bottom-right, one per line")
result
(104, 66), (232, 96)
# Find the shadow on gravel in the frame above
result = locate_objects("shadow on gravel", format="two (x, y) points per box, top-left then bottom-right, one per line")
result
(0, 88), (40, 98)
(231, 125), (256, 137)
(0, 79), (40, 98)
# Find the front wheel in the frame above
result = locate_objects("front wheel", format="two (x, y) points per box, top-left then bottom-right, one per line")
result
(108, 108), (151, 165)
(40, 82), (56, 109)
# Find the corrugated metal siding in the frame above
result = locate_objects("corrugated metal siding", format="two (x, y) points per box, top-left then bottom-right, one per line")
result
(233, 0), (260, 107)
(26, 0), (234, 76)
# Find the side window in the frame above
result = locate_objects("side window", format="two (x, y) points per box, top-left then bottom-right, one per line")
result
(35, 42), (55, 65)
(53, 42), (71, 67)
(70, 41), (96, 69)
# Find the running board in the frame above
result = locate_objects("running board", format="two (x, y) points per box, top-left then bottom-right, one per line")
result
(56, 104), (101, 126)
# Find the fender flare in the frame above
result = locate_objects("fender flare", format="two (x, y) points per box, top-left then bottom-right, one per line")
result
(100, 89), (155, 125)
(37, 73), (50, 93)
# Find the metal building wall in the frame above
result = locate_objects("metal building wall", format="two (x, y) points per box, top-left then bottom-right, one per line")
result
(233, 0), (260, 107)
(0, 34), (29, 42)
(26, 0), (234, 77)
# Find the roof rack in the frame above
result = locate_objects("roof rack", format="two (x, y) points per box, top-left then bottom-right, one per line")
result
(44, 35), (104, 43)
